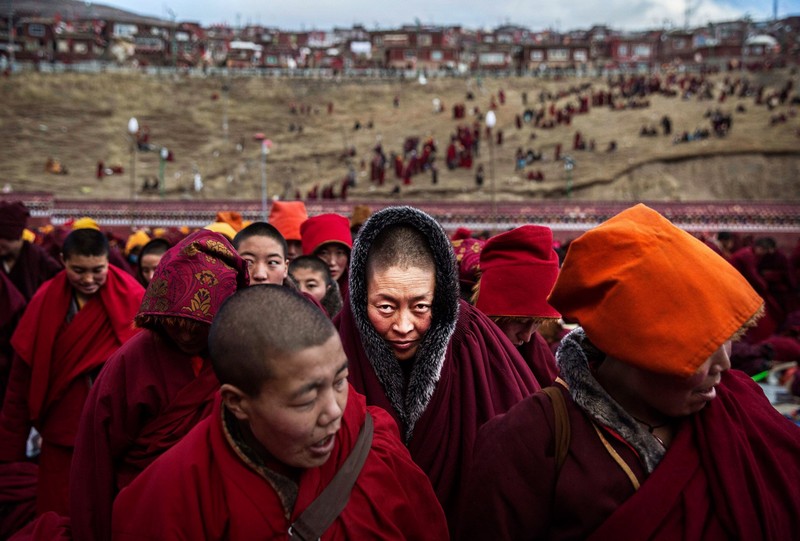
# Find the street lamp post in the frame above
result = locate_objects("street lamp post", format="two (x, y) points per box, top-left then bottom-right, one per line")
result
(159, 146), (169, 199)
(564, 156), (575, 198)
(127, 117), (139, 227)
(485, 110), (497, 232)
(253, 133), (272, 221)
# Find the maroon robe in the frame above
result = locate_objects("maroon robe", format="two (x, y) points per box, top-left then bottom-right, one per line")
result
(457, 370), (800, 540)
(0, 272), (26, 404)
(0, 267), (143, 516)
(3, 241), (62, 301)
(70, 331), (219, 541)
(112, 389), (448, 540)
(337, 299), (539, 526)
(518, 332), (559, 386)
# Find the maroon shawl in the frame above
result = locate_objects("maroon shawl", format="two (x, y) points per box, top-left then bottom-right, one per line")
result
(70, 331), (219, 541)
(590, 370), (800, 540)
(10, 267), (143, 422)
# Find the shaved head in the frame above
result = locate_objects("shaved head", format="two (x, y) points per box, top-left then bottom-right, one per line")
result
(209, 284), (336, 396)
(366, 224), (434, 276)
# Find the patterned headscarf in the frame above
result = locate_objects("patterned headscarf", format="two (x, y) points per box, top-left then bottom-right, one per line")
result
(136, 230), (249, 326)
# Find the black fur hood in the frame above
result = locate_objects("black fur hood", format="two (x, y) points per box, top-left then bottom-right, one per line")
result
(557, 328), (666, 473)
(348, 206), (460, 439)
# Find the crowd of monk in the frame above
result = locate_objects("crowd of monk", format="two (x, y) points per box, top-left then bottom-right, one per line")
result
(0, 198), (798, 540)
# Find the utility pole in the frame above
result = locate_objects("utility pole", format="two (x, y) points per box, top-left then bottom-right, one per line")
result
(165, 7), (177, 68)
(7, 7), (14, 73)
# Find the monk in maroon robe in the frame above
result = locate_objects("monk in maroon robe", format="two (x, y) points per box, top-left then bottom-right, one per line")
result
(0, 229), (143, 518)
(458, 205), (800, 540)
(70, 230), (249, 541)
(301, 214), (352, 301)
(112, 285), (447, 540)
(472, 225), (562, 386)
(0, 201), (62, 301)
(334, 206), (539, 529)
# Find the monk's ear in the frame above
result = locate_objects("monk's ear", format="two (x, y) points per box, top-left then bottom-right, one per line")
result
(220, 383), (251, 421)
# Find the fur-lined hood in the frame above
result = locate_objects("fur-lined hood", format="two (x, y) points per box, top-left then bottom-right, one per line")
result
(348, 206), (460, 440)
(557, 328), (666, 473)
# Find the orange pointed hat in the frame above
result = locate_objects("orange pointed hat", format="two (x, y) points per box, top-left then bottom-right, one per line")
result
(548, 204), (763, 377)
(269, 201), (308, 242)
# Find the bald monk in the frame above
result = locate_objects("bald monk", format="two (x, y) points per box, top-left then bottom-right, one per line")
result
(232, 222), (289, 286)
(0, 229), (143, 516)
(112, 285), (447, 540)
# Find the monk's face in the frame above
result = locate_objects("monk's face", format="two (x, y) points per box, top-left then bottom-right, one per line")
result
(603, 342), (732, 420)
(497, 318), (540, 346)
(238, 334), (348, 470)
(367, 265), (435, 362)
(236, 236), (288, 286)
(315, 243), (349, 281)
(291, 267), (329, 304)
(138, 252), (164, 285)
(62, 253), (109, 298)
(0, 238), (23, 260)
(286, 240), (303, 262)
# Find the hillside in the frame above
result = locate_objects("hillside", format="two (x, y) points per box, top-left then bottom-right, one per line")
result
(1, 69), (799, 203)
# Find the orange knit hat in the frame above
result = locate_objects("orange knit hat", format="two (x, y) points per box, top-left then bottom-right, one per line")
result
(548, 204), (763, 377)
(215, 211), (245, 232)
(269, 201), (308, 242)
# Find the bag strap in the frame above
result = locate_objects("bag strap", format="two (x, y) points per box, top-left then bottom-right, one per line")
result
(288, 412), (374, 541)
(542, 384), (570, 473)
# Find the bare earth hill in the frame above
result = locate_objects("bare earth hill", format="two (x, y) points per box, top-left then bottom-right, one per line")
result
(1, 68), (799, 204)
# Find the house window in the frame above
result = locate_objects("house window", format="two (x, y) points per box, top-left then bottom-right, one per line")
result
(29, 24), (46, 37)
(618, 44), (628, 56)
(74, 42), (89, 54)
(431, 50), (443, 61)
(548, 48), (568, 61)
(479, 52), (505, 65)
(674, 39), (686, 49)
(418, 34), (432, 47)
(530, 50), (544, 61)
(573, 49), (588, 62)
(114, 24), (138, 38)
(633, 44), (651, 57)
(404, 49), (416, 59)
(57, 40), (70, 53)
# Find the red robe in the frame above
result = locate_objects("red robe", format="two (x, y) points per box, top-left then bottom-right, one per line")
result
(70, 331), (219, 541)
(336, 299), (540, 526)
(0, 267), (143, 516)
(457, 370), (800, 540)
(112, 388), (448, 540)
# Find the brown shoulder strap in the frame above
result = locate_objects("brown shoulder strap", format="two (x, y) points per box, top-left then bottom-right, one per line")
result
(288, 412), (374, 541)
(542, 385), (570, 473)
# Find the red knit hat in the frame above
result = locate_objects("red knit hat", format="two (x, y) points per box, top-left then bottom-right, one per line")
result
(136, 230), (250, 326)
(0, 201), (30, 240)
(475, 225), (560, 319)
(269, 201), (308, 242)
(300, 214), (353, 255)
(451, 227), (472, 241)
(548, 204), (764, 377)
